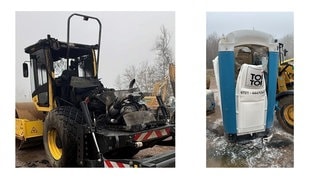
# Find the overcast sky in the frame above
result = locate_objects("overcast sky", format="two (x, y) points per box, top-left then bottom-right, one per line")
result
(207, 12), (293, 39)
(16, 11), (175, 102)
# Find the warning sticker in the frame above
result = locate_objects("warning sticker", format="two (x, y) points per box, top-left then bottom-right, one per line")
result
(31, 127), (38, 133)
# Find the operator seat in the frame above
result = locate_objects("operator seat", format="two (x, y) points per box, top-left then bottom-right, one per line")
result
(57, 69), (77, 104)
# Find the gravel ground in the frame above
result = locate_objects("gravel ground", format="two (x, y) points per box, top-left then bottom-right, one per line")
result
(16, 138), (175, 168)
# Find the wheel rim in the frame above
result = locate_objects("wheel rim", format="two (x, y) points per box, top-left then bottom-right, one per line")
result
(48, 129), (62, 160)
(283, 104), (294, 126)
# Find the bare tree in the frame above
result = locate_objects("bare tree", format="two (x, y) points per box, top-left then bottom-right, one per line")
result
(121, 61), (157, 93)
(136, 61), (157, 93)
(122, 65), (138, 89)
(122, 25), (175, 96)
(279, 33), (294, 59)
(154, 25), (174, 80)
(206, 32), (219, 69)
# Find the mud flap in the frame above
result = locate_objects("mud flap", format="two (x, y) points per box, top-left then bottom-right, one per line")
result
(123, 111), (156, 131)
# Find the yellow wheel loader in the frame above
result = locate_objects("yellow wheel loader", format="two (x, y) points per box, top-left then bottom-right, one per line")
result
(276, 43), (294, 134)
(143, 63), (175, 124)
(16, 13), (175, 167)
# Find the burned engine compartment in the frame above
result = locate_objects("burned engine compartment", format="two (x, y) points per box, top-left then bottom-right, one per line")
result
(55, 76), (168, 132)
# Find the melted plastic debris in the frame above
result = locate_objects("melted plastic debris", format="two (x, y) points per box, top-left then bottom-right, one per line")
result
(207, 116), (293, 167)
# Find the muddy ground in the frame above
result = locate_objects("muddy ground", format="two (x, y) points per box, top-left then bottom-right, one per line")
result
(206, 69), (294, 167)
(16, 138), (175, 168)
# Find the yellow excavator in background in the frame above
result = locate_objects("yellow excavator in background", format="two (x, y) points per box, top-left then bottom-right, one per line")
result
(277, 58), (294, 92)
(276, 43), (294, 134)
(143, 63), (175, 124)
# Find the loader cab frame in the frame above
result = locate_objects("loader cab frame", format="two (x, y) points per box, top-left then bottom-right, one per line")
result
(23, 14), (102, 112)
(24, 35), (99, 112)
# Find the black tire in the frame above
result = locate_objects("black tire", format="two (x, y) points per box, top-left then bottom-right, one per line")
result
(276, 94), (294, 134)
(43, 106), (83, 167)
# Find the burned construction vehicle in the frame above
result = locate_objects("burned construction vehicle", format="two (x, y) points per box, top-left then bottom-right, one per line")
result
(16, 13), (175, 167)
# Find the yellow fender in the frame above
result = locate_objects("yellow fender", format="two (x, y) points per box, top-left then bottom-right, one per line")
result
(16, 118), (43, 141)
(15, 102), (46, 149)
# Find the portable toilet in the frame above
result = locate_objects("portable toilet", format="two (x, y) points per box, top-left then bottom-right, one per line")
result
(213, 30), (278, 142)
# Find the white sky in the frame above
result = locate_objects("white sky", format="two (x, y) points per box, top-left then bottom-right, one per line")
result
(1, 0), (319, 178)
(15, 11), (175, 101)
(207, 12), (293, 39)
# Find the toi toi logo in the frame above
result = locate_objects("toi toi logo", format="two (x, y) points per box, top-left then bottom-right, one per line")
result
(249, 73), (262, 86)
